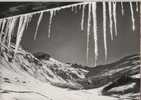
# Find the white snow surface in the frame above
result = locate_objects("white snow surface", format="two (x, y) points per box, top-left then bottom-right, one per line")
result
(0, 50), (118, 100)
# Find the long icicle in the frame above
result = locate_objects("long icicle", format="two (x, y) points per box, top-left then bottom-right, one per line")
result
(15, 15), (31, 54)
(92, 2), (98, 66)
(8, 17), (18, 47)
(79, 4), (81, 10)
(34, 12), (44, 40)
(113, 2), (118, 36)
(0, 20), (3, 42)
(1, 19), (6, 33)
(81, 4), (86, 31)
(71, 6), (74, 12)
(0, 19), (6, 42)
(136, 2), (139, 12)
(74, 6), (78, 13)
(86, 3), (91, 64)
(2, 19), (9, 44)
(0, 19), (2, 28)
(103, 2), (107, 61)
(121, 2), (124, 16)
(15, 16), (24, 54)
(48, 10), (54, 38)
(130, 2), (135, 31)
(108, 2), (113, 40)
(25, 14), (33, 30)
(5, 19), (10, 35)
(2, 19), (14, 44)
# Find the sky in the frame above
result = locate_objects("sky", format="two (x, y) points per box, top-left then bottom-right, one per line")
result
(19, 2), (140, 67)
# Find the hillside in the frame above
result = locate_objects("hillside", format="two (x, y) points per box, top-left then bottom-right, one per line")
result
(0, 44), (140, 100)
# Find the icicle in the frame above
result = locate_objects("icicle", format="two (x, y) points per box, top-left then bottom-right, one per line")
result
(79, 5), (81, 10)
(0, 19), (4, 42)
(25, 14), (33, 30)
(14, 16), (24, 54)
(121, 2), (124, 16)
(103, 2), (107, 61)
(1, 19), (6, 33)
(2, 19), (9, 44)
(71, 6), (74, 12)
(0, 19), (7, 43)
(53, 10), (57, 16)
(136, 2), (139, 12)
(74, 6), (78, 13)
(113, 2), (118, 36)
(0, 19), (2, 41)
(92, 2), (98, 66)
(5, 17), (18, 45)
(0, 19), (2, 28)
(28, 14), (33, 22)
(7, 17), (18, 47)
(34, 12), (44, 40)
(81, 4), (86, 31)
(5, 19), (10, 35)
(25, 15), (33, 31)
(48, 10), (54, 38)
(86, 3), (91, 63)
(15, 15), (31, 54)
(130, 2), (135, 31)
(108, 2), (113, 40)
(5, 18), (12, 45)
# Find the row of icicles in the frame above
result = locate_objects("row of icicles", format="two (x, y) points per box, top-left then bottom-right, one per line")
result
(0, 2), (139, 66)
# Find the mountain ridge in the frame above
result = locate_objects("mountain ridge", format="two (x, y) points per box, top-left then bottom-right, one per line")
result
(0, 44), (140, 100)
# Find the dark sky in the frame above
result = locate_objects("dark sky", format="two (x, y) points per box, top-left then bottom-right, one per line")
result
(20, 2), (140, 66)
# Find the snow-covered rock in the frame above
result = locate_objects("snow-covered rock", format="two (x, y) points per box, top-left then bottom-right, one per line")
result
(0, 45), (140, 100)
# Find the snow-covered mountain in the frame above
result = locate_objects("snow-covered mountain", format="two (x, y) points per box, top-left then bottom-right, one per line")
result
(0, 44), (140, 100)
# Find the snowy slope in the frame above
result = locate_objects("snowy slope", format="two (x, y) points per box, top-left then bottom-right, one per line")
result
(0, 44), (140, 100)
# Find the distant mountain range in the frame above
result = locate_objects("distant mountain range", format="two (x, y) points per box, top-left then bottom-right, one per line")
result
(0, 44), (140, 100)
